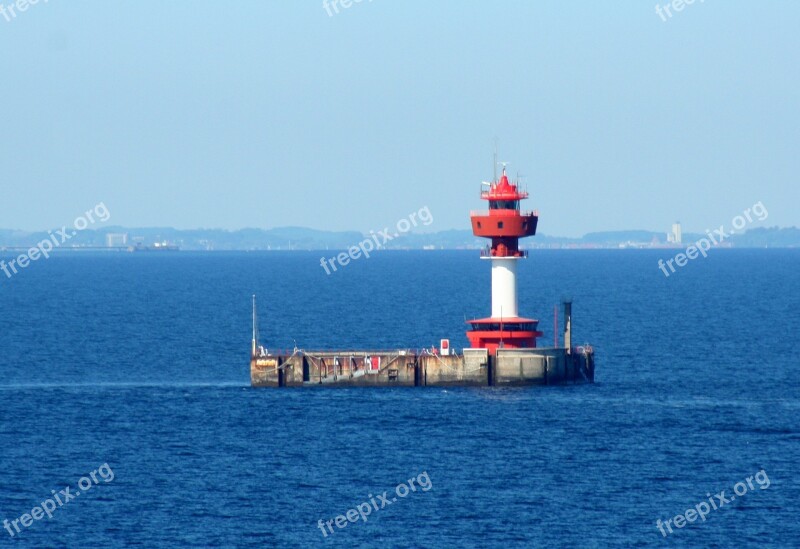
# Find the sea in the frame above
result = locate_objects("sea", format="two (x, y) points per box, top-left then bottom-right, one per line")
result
(0, 249), (798, 548)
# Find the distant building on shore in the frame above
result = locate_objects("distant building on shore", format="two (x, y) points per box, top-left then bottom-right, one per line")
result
(667, 222), (682, 244)
(105, 233), (128, 247)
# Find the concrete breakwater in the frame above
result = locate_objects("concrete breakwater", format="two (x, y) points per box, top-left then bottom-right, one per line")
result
(251, 347), (595, 388)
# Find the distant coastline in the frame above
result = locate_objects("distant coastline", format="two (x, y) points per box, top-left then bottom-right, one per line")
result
(1, 226), (798, 252)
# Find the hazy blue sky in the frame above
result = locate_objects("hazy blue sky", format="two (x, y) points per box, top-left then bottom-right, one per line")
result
(0, 1), (797, 237)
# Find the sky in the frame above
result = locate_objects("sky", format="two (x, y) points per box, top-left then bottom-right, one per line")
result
(0, 1), (797, 237)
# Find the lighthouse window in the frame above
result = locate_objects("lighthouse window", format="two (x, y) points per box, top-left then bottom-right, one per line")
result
(477, 221), (482, 228)
(497, 221), (504, 229)
(489, 200), (519, 210)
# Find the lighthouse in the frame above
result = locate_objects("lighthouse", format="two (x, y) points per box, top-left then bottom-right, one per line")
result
(466, 165), (543, 354)
(250, 160), (597, 388)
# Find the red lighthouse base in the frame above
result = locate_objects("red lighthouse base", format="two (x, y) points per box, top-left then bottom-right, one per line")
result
(466, 317), (543, 355)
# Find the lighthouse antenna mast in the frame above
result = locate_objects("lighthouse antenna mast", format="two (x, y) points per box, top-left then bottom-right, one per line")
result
(493, 139), (498, 183)
(252, 294), (259, 357)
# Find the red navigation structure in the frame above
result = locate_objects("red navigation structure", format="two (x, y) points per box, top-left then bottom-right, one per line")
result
(466, 165), (543, 354)
(249, 160), (597, 389)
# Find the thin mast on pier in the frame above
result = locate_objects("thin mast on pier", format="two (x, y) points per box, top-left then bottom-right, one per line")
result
(252, 294), (259, 357)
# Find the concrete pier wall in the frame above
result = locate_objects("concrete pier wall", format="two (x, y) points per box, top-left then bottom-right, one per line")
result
(251, 357), (280, 387)
(251, 347), (594, 388)
(494, 348), (568, 386)
(421, 350), (488, 386)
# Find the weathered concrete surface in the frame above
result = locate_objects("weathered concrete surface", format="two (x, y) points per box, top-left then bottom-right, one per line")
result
(251, 347), (594, 388)
(419, 350), (488, 386)
(251, 356), (280, 387)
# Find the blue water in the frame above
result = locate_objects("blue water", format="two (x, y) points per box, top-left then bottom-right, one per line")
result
(1, 250), (798, 547)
